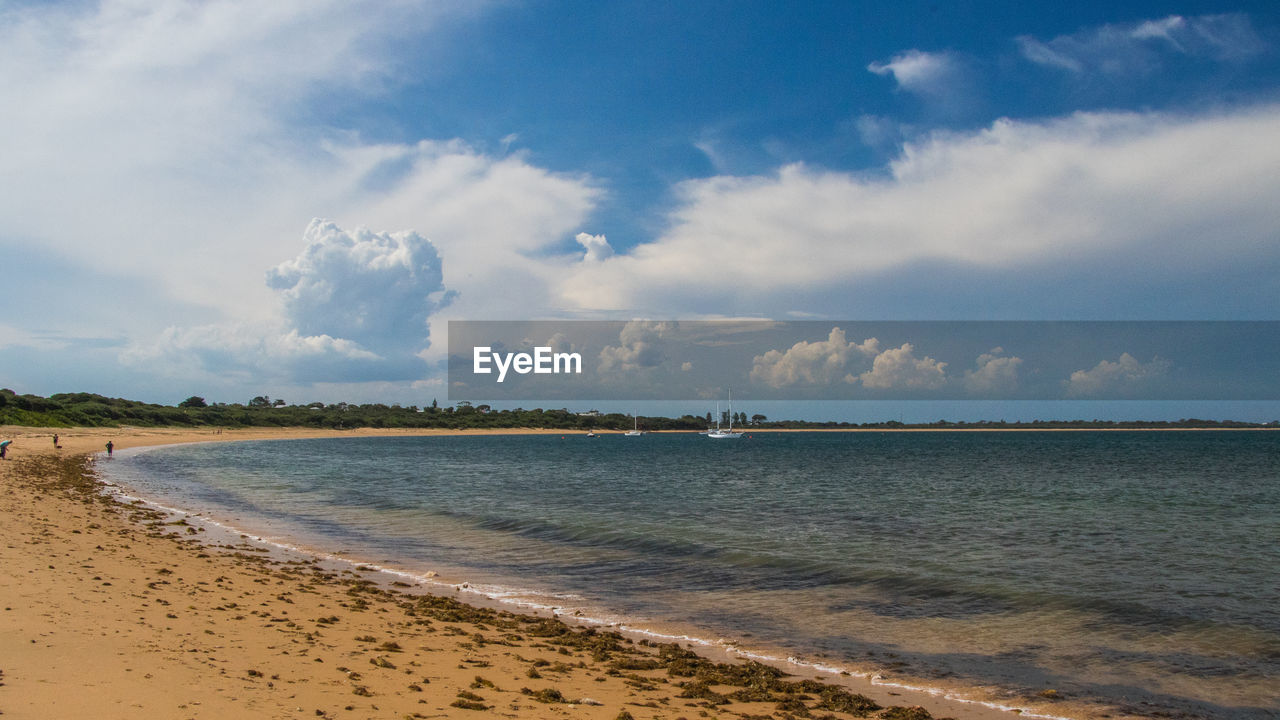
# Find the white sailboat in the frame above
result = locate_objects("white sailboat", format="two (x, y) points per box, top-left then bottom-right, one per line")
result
(625, 414), (643, 436)
(706, 388), (743, 439)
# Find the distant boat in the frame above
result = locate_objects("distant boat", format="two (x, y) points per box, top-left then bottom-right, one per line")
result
(707, 389), (743, 439)
(586, 430), (599, 438)
(625, 414), (643, 436)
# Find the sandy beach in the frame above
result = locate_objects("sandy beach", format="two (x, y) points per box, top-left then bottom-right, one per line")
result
(1, 426), (1080, 720)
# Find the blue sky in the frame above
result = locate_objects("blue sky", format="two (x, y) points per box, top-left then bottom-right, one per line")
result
(2, 1), (1279, 418)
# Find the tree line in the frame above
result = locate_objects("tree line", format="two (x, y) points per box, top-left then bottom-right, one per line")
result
(1, 389), (1275, 431)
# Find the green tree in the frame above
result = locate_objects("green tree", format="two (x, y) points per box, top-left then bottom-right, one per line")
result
(249, 396), (271, 408)
(178, 396), (207, 408)
(751, 413), (766, 424)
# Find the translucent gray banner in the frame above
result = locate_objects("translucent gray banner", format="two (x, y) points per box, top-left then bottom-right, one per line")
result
(447, 321), (1280, 401)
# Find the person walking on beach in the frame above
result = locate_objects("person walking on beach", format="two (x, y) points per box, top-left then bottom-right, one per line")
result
(105, 440), (113, 456)
(53, 433), (60, 448)
(0, 440), (9, 460)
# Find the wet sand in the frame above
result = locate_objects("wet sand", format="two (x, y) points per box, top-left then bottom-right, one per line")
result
(1, 426), (1080, 720)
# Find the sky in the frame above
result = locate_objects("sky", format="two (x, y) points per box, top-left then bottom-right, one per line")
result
(447, 321), (1280, 402)
(2, 0), (1279, 419)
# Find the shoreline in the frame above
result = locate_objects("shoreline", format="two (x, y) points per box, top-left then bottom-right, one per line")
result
(2, 424), (1275, 454)
(91, 461), (1074, 720)
(2, 426), (1154, 719)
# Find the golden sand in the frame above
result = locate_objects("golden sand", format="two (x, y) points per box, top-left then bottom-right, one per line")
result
(1, 426), (1056, 720)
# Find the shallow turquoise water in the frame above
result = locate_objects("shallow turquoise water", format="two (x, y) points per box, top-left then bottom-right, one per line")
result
(102, 431), (1280, 718)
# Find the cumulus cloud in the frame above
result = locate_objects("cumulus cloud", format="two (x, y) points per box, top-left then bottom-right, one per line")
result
(963, 347), (1023, 395)
(597, 321), (676, 374)
(544, 332), (576, 356)
(1, 1), (601, 394)
(749, 327), (879, 388)
(1065, 353), (1172, 397)
(858, 343), (947, 390)
(1017, 14), (1266, 76)
(750, 328), (950, 392)
(559, 105), (1280, 314)
(124, 219), (454, 383)
(266, 219), (452, 354)
(576, 232), (615, 262)
(0, 1), (481, 315)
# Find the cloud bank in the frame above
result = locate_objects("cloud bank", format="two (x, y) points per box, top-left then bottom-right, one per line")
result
(750, 328), (878, 388)
(749, 328), (947, 392)
(560, 105), (1280, 315)
(1065, 353), (1173, 398)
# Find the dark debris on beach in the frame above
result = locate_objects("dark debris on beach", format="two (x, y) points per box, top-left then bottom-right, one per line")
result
(9, 450), (965, 720)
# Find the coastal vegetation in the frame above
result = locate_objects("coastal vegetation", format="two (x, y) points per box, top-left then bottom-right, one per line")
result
(1, 388), (1275, 431)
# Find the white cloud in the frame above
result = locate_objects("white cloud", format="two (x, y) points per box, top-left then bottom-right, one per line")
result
(749, 327), (878, 388)
(1065, 353), (1172, 398)
(0, 0), (601, 392)
(0, 1), (476, 314)
(121, 321), (401, 385)
(867, 49), (973, 115)
(559, 105), (1280, 314)
(121, 218), (460, 385)
(1016, 39), (1084, 73)
(1017, 13), (1266, 76)
(0, 325), (74, 352)
(749, 327), (949, 393)
(858, 343), (947, 390)
(266, 219), (451, 355)
(597, 321), (676, 375)
(576, 232), (615, 262)
(963, 347), (1023, 395)
(868, 50), (961, 94)
(545, 332), (576, 356)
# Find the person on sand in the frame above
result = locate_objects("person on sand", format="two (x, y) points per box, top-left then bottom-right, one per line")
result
(105, 440), (113, 456)
(0, 440), (9, 460)
(53, 433), (59, 447)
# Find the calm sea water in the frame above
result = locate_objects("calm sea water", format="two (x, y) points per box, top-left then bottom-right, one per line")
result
(101, 431), (1279, 719)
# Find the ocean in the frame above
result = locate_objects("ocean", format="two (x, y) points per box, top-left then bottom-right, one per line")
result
(99, 430), (1280, 719)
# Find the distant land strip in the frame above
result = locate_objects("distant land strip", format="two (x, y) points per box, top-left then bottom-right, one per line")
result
(2, 389), (1276, 432)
